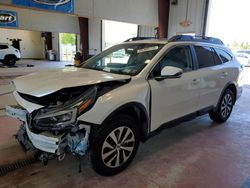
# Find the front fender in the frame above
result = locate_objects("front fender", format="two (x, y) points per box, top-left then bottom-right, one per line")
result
(77, 80), (150, 125)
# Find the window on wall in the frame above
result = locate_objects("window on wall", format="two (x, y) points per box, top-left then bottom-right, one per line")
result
(102, 20), (138, 50)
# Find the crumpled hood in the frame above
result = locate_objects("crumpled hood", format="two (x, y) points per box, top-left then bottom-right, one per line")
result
(13, 67), (130, 97)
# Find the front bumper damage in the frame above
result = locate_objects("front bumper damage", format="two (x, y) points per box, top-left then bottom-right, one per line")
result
(6, 105), (89, 163)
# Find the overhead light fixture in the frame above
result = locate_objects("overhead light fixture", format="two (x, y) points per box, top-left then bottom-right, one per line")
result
(179, 0), (192, 27)
(180, 20), (192, 27)
(171, 0), (178, 5)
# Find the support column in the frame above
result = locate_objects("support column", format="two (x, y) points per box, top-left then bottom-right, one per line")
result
(78, 17), (89, 60)
(158, 0), (170, 38)
(202, 0), (210, 37)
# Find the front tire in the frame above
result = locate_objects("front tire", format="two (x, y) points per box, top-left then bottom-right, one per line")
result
(209, 89), (235, 123)
(90, 114), (139, 176)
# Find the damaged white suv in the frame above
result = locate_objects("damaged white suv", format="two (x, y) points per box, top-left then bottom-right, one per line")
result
(6, 35), (243, 176)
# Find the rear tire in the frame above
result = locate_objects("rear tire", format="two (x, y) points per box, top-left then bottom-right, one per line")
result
(90, 114), (140, 176)
(4, 55), (16, 66)
(209, 89), (235, 123)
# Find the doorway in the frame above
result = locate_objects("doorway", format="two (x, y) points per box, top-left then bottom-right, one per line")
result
(59, 33), (76, 62)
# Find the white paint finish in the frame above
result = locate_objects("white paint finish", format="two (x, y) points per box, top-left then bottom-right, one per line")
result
(89, 17), (101, 55)
(196, 65), (227, 109)
(0, 5), (79, 34)
(13, 91), (44, 113)
(0, 28), (44, 59)
(25, 123), (61, 154)
(13, 67), (130, 97)
(149, 71), (200, 131)
(10, 40), (243, 133)
(0, 44), (21, 60)
(168, 0), (206, 38)
(78, 79), (150, 125)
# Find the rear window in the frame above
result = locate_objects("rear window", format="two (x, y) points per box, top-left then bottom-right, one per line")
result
(0, 45), (8, 50)
(215, 48), (232, 63)
(212, 48), (222, 65)
(194, 46), (215, 68)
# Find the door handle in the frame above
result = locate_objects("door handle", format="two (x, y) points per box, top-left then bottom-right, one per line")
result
(221, 72), (228, 77)
(192, 78), (200, 84)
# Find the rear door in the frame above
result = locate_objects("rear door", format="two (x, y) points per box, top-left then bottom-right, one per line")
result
(148, 45), (200, 131)
(192, 45), (227, 109)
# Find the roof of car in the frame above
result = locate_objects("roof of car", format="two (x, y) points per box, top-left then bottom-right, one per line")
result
(124, 35), (224, 46)
(123, 39), (168, 45)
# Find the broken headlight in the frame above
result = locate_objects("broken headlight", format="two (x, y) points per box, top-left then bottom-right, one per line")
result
(34, 109), (77, 128)
(33, 86), (97, 130)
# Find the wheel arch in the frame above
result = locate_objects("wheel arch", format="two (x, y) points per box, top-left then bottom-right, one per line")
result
(102, 102), (150, 142)
(215, 82), (237, 110)
(4, 54), (17, 60)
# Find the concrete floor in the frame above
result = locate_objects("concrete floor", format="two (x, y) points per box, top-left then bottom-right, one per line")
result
(0, 65), (250, 187)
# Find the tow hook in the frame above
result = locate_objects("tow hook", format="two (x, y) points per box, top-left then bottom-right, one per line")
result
(58, 153), (66, 161)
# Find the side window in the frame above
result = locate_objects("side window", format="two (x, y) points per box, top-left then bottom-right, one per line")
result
(194, 46), (215, 68)
(0, 45), (8, 50)
(152, 46), (193, 77)
(215, 48), (232, 63)
(212, 48), (222, 65)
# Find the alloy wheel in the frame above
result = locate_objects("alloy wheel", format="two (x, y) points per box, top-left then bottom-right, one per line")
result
(101, 126), (135, 168)
(220, 93), (233, 119)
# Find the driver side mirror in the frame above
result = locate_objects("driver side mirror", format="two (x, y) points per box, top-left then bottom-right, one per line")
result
(155, 66), (183, 81)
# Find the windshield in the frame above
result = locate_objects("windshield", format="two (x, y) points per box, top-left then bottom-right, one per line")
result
(82, 43), (164, 76)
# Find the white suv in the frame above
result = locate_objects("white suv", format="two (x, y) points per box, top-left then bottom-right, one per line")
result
(0, 44), (21, 66)
(6, 35), (243, 176)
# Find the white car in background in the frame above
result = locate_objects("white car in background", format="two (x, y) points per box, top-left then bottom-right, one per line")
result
(0, 43), (21, 66)
(235, 50), (250, 66)
(6, 35), (243, 176)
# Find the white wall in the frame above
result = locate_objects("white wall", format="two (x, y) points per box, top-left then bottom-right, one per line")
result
(1, 0), (158, 26)
(168, 0), (206, 38)
(0, 28), (44, 59)
(0, 5), (80, 34)
(89, 17), (101, 55)
(67, 0), (159, 26)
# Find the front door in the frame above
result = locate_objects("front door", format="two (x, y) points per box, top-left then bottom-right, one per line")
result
(148, 45), (200, 131)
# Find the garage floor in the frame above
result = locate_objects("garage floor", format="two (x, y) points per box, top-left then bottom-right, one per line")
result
(0, 67), (250, 188)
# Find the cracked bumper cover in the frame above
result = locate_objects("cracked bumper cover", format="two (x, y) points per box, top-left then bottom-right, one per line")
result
(25, 124), (63, 154)
(6, 105), (66, 155)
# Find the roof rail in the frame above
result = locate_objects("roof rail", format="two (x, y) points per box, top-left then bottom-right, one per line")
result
(168, 35), (224, 45)
(124, 37), (156, 42)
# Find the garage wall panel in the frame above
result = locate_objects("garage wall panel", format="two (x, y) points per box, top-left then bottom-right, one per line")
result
(88, 17), (101, 55)
(1, 0), (159, 26)
(92, 0), (158, 26)
(0, 5), (79, 33)
(0, 28), (44, 59)
(168, 0), (206, 37)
